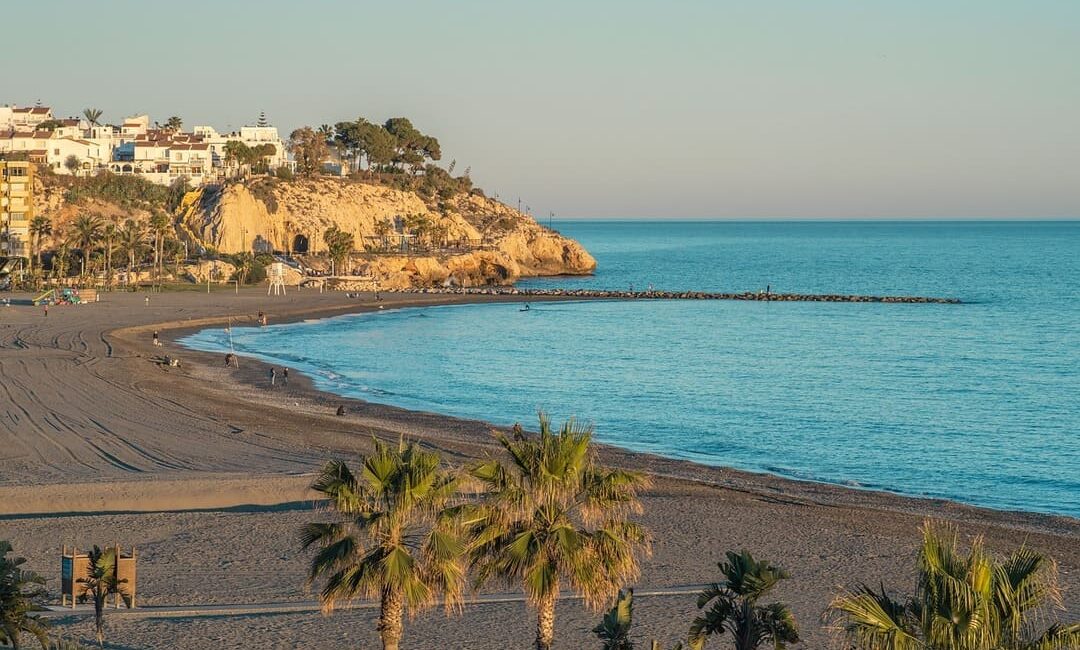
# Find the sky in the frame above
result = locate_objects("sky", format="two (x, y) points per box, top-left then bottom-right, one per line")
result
(3, 0), (1079, 219)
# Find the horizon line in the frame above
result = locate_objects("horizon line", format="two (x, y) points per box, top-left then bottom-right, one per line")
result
(550, 216), (1080, 222)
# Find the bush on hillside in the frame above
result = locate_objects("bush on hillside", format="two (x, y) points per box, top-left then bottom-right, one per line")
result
(64, 172), (190, 212)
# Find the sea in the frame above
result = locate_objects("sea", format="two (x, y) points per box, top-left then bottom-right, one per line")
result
(180, 221), (1080, 518)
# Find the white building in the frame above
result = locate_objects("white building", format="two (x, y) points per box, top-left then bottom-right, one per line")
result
(0, 105), (53, 130)
(192, 124), (288, 173)
(44, 137), (111, 175)
(2, 102), (289, 186)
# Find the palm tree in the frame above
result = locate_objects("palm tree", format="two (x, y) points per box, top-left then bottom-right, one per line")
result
(70, 214), (103, 281)
(116, 220), (146, 286)
(317, 124), (334, 144)
(164, 116), (183, 132)
(0, 541), (50, 650)
(77, 546), (127, 649)
(28, 216), (52, 272)
(82, 108), (103, 127)
(101, 221), (117, 289)
(373, 219), (393, 252)
(595, 588), (636, 650)
(688, 551), (799, 650)
(52, 240), (71, 280)
(826, 521), (1080, 650)
(148, 211), (171, 288)
(232, 252), (255, 285)
(463, 415), (651, 650)
(299, 439), (466, 650)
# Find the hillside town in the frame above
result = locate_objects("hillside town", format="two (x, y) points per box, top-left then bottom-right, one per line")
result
(0, 103), (288, 186)
(0, 100), (593, 293)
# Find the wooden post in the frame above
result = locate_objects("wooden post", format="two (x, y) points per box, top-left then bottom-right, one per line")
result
(71, 546), (78, 609)
(130, 547), (136, 608)
(115, 543), (121, 609)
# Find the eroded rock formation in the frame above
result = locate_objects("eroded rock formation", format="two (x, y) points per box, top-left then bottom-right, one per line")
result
(181, 178), (595, 287)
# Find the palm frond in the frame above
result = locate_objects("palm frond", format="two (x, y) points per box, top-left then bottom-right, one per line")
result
(826, 584), (921, 650)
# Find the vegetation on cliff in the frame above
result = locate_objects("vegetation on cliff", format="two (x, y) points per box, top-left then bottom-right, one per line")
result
(21, 114), (593, 290)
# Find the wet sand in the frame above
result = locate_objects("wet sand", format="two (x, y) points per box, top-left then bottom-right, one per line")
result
(0, 288), (1075, 649)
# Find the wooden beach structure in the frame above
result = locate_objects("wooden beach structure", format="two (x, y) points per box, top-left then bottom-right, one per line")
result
(61, 544), (137, 609)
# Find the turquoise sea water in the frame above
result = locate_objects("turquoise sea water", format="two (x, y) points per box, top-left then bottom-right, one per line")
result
(181, 222), (1080, 517)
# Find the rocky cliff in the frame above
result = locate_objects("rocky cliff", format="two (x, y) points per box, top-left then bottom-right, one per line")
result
(180, 178), (595, 288)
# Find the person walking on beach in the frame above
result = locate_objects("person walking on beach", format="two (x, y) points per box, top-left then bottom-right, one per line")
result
(269, 367), (277, 386)
(282, 368), (289, 385)
(43, 304), (48, 317)
(153, 330), (161, 346)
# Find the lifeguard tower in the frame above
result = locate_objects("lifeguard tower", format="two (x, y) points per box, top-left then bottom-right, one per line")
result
(268, 262), (287, 296)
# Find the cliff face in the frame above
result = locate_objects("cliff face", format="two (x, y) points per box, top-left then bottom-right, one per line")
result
(181, 178), (595, 287)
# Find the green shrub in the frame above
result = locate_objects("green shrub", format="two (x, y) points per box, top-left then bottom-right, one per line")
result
(64, 172), (172, 209)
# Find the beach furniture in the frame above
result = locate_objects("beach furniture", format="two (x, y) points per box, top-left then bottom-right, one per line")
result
(33, 289), (55, 306)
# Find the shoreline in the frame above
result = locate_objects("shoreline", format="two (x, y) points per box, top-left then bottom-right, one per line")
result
(1, 288), (1075, 647)
(170, 300), (1071, 527)
(4, 285), (1076, 529)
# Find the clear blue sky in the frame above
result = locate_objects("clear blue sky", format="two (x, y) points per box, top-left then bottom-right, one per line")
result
(5, 0), (1078, 218)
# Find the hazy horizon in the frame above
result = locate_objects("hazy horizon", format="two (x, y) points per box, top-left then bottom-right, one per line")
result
(5, 0), (1078, 219)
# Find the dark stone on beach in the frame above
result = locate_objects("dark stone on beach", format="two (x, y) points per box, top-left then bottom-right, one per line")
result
(392, 287), (961, 304)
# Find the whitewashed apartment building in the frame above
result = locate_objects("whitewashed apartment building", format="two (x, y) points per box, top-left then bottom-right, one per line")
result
(0, 104), (288, 186)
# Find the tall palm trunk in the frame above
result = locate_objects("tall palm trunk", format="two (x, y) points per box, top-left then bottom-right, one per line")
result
(94, 592), (106, 647)
(105, 236), (112, 290)
(536, 592), (557, 650)
(378, 587), (405, 650)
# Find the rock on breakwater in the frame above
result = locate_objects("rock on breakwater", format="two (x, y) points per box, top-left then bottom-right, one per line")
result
(389, 287), (962, 303)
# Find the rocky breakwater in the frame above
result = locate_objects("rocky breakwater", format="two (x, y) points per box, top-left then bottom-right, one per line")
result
(392, 287), (962, 304)
(181, 178), (595, 288)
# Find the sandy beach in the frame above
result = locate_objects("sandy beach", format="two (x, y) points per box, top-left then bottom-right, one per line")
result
(1, 288), (1076, 649)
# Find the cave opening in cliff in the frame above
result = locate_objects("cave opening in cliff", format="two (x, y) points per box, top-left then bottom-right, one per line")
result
(292, 234), (309, 254)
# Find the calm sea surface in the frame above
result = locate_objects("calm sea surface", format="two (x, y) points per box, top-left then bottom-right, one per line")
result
(181, 221), (1080, 517)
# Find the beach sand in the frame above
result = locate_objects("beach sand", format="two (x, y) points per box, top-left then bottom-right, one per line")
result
(1, 289), (1076, 649)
